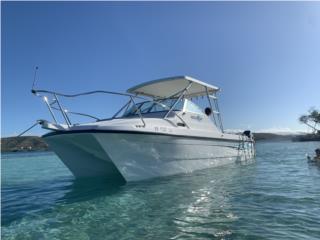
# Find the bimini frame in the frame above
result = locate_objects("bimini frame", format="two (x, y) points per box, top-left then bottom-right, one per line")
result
(126, 76), (224, 131)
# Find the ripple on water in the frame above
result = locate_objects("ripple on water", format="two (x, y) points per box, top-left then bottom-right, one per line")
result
(2, 141), (320, 239)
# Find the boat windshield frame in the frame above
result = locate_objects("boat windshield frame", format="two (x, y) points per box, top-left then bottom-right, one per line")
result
(121, 98), (184, 117)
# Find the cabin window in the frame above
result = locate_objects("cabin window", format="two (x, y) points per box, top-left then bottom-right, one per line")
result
(184, 99), (204, 115)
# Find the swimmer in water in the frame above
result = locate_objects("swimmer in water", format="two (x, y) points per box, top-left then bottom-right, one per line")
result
(307, 148), (320, 162)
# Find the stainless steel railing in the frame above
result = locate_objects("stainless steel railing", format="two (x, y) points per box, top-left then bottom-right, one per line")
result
(32, 88), (189, 128)
(32, 81), (224, 131)
(32, 88), (147, 127)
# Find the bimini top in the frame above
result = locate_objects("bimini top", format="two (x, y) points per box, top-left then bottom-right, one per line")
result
(127, 76), (219, 99)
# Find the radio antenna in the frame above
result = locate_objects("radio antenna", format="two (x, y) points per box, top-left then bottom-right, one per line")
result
(31, 66), (39, 94)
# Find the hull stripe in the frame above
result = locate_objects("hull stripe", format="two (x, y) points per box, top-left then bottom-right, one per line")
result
(43, 129), (251, 143)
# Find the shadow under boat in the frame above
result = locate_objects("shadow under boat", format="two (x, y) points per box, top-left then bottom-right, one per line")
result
(1, 176), (125, 226)
(57, 176), (125, 204)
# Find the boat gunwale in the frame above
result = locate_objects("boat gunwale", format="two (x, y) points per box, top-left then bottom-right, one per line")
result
(42, 129), (253, 143)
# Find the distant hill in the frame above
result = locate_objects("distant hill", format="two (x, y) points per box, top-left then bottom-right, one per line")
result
(251, 132), (319, 142)
(1, 136), (49, 153)
(253, 132), (297, 141)
(292, 133), (320, 142)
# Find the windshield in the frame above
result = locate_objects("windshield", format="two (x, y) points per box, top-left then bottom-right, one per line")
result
(123, 98), (184, 117)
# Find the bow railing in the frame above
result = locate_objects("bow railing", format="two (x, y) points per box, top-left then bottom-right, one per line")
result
(31, 88), (189, 128)
(32, 88), (148, 127)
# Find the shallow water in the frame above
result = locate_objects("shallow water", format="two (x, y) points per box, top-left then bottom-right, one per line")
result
(2, 141), (320, 239)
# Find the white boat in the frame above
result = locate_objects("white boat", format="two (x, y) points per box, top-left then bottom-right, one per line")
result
(33, 76), (255, 183)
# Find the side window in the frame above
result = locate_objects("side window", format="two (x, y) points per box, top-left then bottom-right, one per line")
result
(185, 99), (203, 115)
(150, 99), (184, 112)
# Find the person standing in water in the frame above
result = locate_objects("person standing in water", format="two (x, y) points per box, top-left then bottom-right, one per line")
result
(307, 148), (320, 162)
(316, 149), (320, 161)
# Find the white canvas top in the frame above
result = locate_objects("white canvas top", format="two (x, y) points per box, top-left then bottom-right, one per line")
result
(127, 76), (219, 99)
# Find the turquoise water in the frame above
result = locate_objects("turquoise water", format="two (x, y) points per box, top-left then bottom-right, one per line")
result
(2, 141), (320, 239)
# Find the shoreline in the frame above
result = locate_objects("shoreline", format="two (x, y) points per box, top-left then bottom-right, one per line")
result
(1, 133), (318, 153)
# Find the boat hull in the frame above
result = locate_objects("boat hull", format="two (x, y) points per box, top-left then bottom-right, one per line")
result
(44, 132), (254, 182)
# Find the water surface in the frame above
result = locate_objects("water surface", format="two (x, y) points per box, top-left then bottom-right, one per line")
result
(2, 141), (320, 239)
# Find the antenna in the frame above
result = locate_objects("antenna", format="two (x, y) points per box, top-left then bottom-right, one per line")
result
(31, 66), (39, 94)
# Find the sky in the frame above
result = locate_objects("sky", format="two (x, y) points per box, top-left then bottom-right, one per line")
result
(2, 2), (320, 136)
